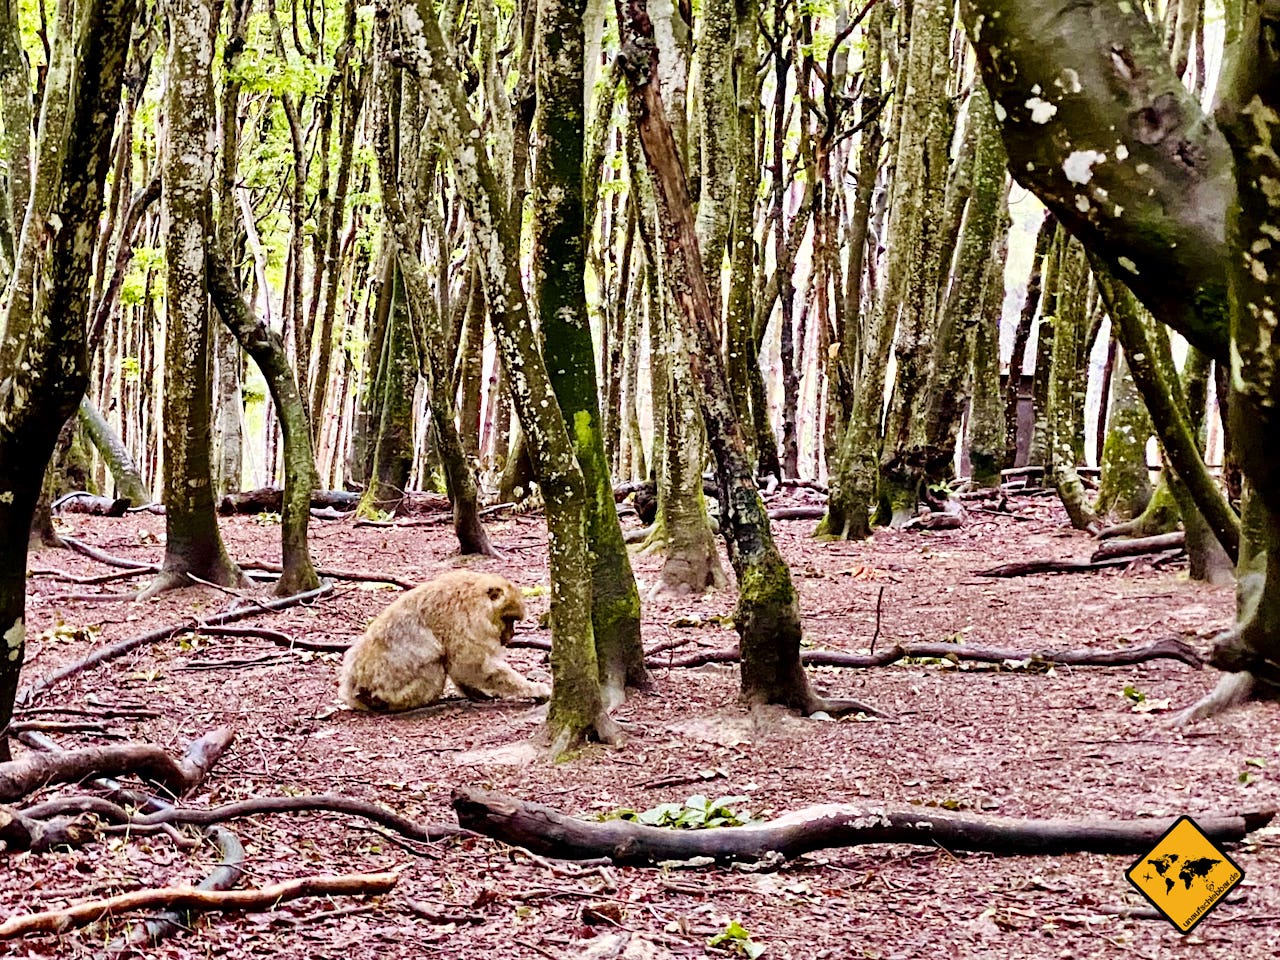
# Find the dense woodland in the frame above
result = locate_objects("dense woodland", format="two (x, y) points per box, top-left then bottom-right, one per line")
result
(0, 0), (1279, 955)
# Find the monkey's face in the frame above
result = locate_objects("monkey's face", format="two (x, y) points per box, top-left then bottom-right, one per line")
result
(486, 582), (526, 645)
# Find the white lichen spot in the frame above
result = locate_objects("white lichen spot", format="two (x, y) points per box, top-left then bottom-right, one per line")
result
(993, 101), (1007, 122)
(1118, 256), (1140, 275)
(1025, 96), (1057, 124)
(1058, 69), (1082, 94)
(1026, 162), (1036, 172)
(1062, 150), (1106, 184)
(4, 618), (22, 661)
(0, 491), (13, 504)
(1076, 195), (1091, 212)
(1135, 163), (1150, 175)
(1252, 239), (1273, 254)
(1114, 205), (1125, 217)
(1031, 84), (1042, 95)
(1115, 144), (1130, 161)
(1250, 257), (1269, 283)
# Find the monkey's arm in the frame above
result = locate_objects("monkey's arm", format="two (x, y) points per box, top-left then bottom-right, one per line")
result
(449, 651), (550, 701)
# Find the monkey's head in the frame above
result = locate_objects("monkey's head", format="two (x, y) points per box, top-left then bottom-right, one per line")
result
(482, 576), (526, 645)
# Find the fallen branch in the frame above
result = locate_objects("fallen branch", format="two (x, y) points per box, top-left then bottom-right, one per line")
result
(18, 582), (333, 705)
(0, 871), (399, 939)
(1090, 532), (1186, 563)
(130, 793), (469, 842)
(452, 788), (1273, 866)
(652, 636), (1202, 670)
(61, 537), (157, 571)
(0, 729), (234, 803)
(52, 494), (131, 516)
(240, 560), (415, 590)
(218, 487), (360, 515)
(0, 804), (99, 852)
(182, 624), (350, 653)
(125, 826), (246, 945)
(975, 551), (1182, 578)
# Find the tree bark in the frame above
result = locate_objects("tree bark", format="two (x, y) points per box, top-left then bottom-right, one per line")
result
(147, 0), (246, 599)
(533, 0), (646, 699)
(0, 0), (136, 758)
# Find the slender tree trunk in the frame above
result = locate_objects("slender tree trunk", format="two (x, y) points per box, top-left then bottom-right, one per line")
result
(77, 396), (149, 504)
(617, 0), (857, 715)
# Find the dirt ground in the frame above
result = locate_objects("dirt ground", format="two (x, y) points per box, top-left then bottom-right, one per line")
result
(6, 491), (1278, 959)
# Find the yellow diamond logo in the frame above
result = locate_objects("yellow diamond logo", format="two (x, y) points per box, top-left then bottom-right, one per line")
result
(1126, 816), (1244, 933)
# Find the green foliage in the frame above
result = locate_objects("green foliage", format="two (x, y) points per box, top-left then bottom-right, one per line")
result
(708, 920), (766, 958)
(1122, 684), (1146, 704)
(601, 795), (754, 829)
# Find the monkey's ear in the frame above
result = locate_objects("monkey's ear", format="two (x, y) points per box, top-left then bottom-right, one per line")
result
(487, 586), (503, 601)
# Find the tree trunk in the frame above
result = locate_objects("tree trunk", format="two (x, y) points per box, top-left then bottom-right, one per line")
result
(0, 0), (136, 758)
(1095, 347), (1153, 520)
(393, 0), (615, 749)
(533, 0), (646, 700)
(356, 265), (417, 519)
(77, 397), (150, 505)
(206, 254), (321, 595)
(146, 0), (246, 599)
(617, 0), (854, 715)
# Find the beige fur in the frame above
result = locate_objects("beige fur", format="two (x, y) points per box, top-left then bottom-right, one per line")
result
(338, 570), (549, 712)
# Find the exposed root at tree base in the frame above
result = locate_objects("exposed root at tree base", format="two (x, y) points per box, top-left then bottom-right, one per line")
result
(1167, 672), (1257, 726)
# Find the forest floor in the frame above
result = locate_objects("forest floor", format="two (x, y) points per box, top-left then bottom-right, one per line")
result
(6, 488), (1279, 960)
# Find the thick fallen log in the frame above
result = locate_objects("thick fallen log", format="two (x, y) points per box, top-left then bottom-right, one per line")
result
(1090, 532), (1186, 563)
(652, 636), (1202, 671)
(51, 493), (132, 516)
(453, 788), (1272, 865)
(766, 506), (827, 521)
(0, 729), (233, 803)
(0, 871), (399, 939)
(976, 550), (1182, 578)
(217, 487), (450, 515)
(218, 487), (359, 515)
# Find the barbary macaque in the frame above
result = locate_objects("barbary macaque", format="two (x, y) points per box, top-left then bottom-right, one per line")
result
(338, 570), (550, 711)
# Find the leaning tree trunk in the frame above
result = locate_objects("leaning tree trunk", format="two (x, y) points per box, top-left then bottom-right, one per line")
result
(1094, 268), (1239, 562)
(1201, 13), (1280, 700)
(392, 0), (615, 750)
(532, 0), (646, 701)
(77, 397), (150, 505)
(616, 0), (865, 715)
(206, 254), (321, 596)
(629, 131), (727, 598)
(145, 0), (247, 599)
(0, 0), (136, 758)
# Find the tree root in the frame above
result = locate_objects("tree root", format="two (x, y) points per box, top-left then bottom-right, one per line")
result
(654, 636), (1202, 671)
(18, 582), (334, 706)
(0, 728), (234, 803)
(451, 787), (1273, 866)
(1167, 672), (1258, 727)
(0, 871), (399, 939)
